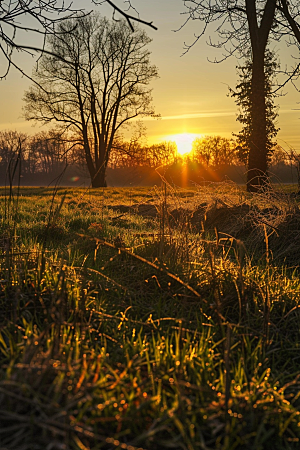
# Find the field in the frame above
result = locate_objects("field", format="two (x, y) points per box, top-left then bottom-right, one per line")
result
(1, 182), (300, 450)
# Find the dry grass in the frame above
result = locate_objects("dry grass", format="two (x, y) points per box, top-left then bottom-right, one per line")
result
(1, 182), (300, 449)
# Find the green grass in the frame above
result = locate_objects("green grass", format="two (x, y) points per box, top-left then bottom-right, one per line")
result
(1, 184), (300, 449)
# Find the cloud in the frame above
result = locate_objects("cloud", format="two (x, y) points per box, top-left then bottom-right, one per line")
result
(144, 108), (300, 122)
(144, 111), (236, 121)
(163, 111), (236, 120)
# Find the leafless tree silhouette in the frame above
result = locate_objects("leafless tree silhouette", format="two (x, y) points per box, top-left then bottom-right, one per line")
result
(24, 14), (158, 187)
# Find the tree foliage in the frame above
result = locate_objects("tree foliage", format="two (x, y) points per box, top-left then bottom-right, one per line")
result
(231, 51), (279, 166)
(182, 0), (300, 191)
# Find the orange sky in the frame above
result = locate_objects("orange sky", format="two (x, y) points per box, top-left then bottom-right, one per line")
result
(1, 0), (300, 152)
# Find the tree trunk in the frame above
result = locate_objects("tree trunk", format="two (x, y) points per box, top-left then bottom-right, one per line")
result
(247, 49), (269, 192)
(90, 159), (107, 187)
(91, 169), (107, 187)
(245, 0), (276, 192)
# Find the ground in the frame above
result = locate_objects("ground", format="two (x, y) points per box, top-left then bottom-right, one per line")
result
(1, 182), (300, 450)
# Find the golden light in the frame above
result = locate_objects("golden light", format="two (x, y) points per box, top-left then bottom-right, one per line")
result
(168, 133), (201, 156)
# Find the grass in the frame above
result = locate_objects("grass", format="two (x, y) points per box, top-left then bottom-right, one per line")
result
(1, 182), (300, 449)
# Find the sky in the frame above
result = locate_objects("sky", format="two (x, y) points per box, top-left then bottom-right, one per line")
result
(1, 0), (300, 152)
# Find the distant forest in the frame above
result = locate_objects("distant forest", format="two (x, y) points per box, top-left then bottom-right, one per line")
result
(1, 129), (299, 188)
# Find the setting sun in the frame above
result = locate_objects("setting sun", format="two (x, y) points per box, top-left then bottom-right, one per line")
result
(167, 133), (201, 156)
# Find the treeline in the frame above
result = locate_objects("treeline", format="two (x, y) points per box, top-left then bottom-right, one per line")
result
(109, 140), (178, 168)
(110, 135), (291, 169)
(0, 130), (81, 178)
(0, 129), (296, 186)
(0, 132), (242, 176)
(110, 136), (241, 169)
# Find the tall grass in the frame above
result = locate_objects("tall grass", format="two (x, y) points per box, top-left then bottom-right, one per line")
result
(0, 183), (300, 449)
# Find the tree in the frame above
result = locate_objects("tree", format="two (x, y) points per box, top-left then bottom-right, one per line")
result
(0, 0), (157, 78)
(191, 136), (237, 168)
(0, 129), (28, 187)
(29, 129), (76, 174)
(0, 128), (84, 178)
(136, 141), (177, 168)
(0, 130), (27, 167)
(110, 140), (177, 168)
(269, 144), (288, 166)
(231, 51), (279, 167)
(24, 14), (158, 187)
(192, 137), (214, 167)
(182, 0), (300, 191)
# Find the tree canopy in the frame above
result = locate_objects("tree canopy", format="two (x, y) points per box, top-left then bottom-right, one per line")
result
(231, 50), (279, 166)
(24, 13), (158, 187)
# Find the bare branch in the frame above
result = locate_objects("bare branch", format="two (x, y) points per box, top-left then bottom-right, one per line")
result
(95, 0), (158, 31)
(0, 0), (157, 78)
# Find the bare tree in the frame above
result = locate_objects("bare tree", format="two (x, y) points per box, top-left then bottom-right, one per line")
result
(24, 14), (158, 187)
(0, 129), (28, 189)
(182, 0), (300, 191)
(269, 144), (288, 166)
(192, 136), (214, 167)
(0, 130), (27, 167)
(109, 139), (178, 168)
(192, 136), (237, 168)
(29, 129), (75, 174)
(0, 127), (84, 177)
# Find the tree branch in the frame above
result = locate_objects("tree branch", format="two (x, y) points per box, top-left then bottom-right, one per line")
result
(93, 0), (157, 31)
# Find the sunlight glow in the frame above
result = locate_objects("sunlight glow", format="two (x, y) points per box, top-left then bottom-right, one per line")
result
(167, 133), (202, 156)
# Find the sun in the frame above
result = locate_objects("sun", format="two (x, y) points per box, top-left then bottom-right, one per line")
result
(168, 133), (200, 156)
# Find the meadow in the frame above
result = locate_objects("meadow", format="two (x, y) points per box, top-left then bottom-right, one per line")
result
(1, 182), (300, 450)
